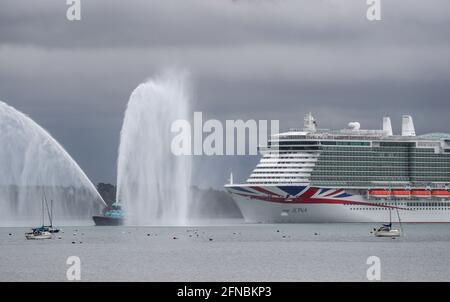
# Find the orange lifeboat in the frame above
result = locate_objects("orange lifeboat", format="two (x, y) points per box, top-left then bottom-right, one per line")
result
(431, 190), (450, 198)
(368, 189), (391, 198)
(410, 189), (431, 198)
(391, 189), (411, 198)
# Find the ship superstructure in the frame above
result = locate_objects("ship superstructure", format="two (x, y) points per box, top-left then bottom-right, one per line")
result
(225, 113), (450, 223)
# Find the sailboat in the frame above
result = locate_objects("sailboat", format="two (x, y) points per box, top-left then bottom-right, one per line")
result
(25, 197), (52, 240)
(374, 204), (403, 238)
(25, 230), (52, 240)
(42, 193), (60, 233)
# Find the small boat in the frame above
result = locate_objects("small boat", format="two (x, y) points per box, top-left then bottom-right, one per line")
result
(374, 205), (403, 238)
(411, 189), (431, 198)
(25, 193), (57, 240)
(25, 230), (52, 240)
(368, 189), (391, 198)
(93, 202), (124, 226)
(374, 223), (401, 237)
(391, 189), (411, 198)
(431, 189), (450, 198)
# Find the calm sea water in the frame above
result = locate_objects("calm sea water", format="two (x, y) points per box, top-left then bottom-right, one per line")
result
(1, 221), (449, 281)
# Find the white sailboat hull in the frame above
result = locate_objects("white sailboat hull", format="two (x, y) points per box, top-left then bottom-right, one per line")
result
(25, 231), (52, 240)
(374, 229), (401, 237)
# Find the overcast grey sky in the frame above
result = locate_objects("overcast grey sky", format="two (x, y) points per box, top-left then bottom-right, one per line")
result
(1, 0), (449, 188)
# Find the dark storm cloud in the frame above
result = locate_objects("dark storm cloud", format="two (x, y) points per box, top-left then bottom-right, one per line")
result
(1, 0), (450, 188)
(1, 0), (367, 48)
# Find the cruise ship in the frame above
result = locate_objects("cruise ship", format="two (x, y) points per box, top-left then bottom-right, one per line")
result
(225, 113), (450, 223)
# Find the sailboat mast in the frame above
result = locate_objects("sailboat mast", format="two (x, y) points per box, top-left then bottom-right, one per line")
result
(41, 197), (45, 227)
(50, 200), (53, 227)
(42, 190), (53, 227)
(395, 205), (404, 235)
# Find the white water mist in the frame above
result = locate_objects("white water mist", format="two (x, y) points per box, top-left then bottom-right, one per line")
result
(117, 71), (192, 225)
(0, 101), (105, 226)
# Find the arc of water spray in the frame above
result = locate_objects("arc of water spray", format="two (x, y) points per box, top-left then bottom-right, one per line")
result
(0, 101), (105, 225)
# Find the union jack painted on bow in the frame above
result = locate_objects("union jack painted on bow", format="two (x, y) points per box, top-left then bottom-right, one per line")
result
(227, 185), (408, 210)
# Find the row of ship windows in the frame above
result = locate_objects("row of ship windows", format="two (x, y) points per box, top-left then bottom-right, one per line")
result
(249, 176), (309, 181)
(319, 151), (442, 160)
(320, 150), (440, 157)
(314, 165), (450, 175)
(272, 147), (431, 152)
(261, 158), (317, 160)
(311, 175), (450, 179)
(268, 147), (321, 151)
(252, 172), (311, 174)
(312, 174), (450, 179)
(261, 159), (316, 162)
(261, 162), (315, 165)
(260, 161), (313, 164)
(321, 146), (433, 151)
(311, 182), (446, 187)
(266, 147), (446, 154)
(406, 202), (449, 207)
(255, 166), (312, 169)
(256, 167), (313, 170)
(263, 152), (317, 155)
(316, 166), (450, 171)
(348, 207), (450, 211)
(312, 171), (450, 176)
(258, 163), (308, 166)
(318, 157), (450, 163)
(249, 175), (309, 178)
(376, 142), (416, 147)
(268, 140), (420, 151)
(318, 147), (434, 153)
(312, 181), (449, 186)
(262, 155), (318, 158)
(270, 141), (431, 148)
(346, 202), (450, 207)
(320, 151), (450, 159)
(373, 147), (432, 151)
(264, 152), (317, 155)
(263, 154), (443, 159)
(276, 137), (418, 144)
(311, 177), (450, 187)
(316, 162), (450, 167)
(271, 141), (371, 146)
(249, 175), (308, 177)
(251, 176), (309, 178)
(247, 182), (307, 184)
(313, 177), (450, 181)
(253, 172), (450, 178)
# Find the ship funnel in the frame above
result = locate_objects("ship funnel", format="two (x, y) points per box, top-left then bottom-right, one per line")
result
(304, 112), (317, 131)
(401, 115), (416, 136)
(383, 117), (393, 136)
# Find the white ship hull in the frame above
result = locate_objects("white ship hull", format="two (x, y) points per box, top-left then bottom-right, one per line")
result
(226, 185), (450, 223)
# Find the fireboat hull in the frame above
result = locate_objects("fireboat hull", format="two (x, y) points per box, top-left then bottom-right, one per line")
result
(92, 216), (124, 226)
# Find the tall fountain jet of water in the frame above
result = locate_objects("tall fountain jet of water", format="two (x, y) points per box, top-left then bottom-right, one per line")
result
(0, 101), (105, 226)
(117, 71), (192, 225)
